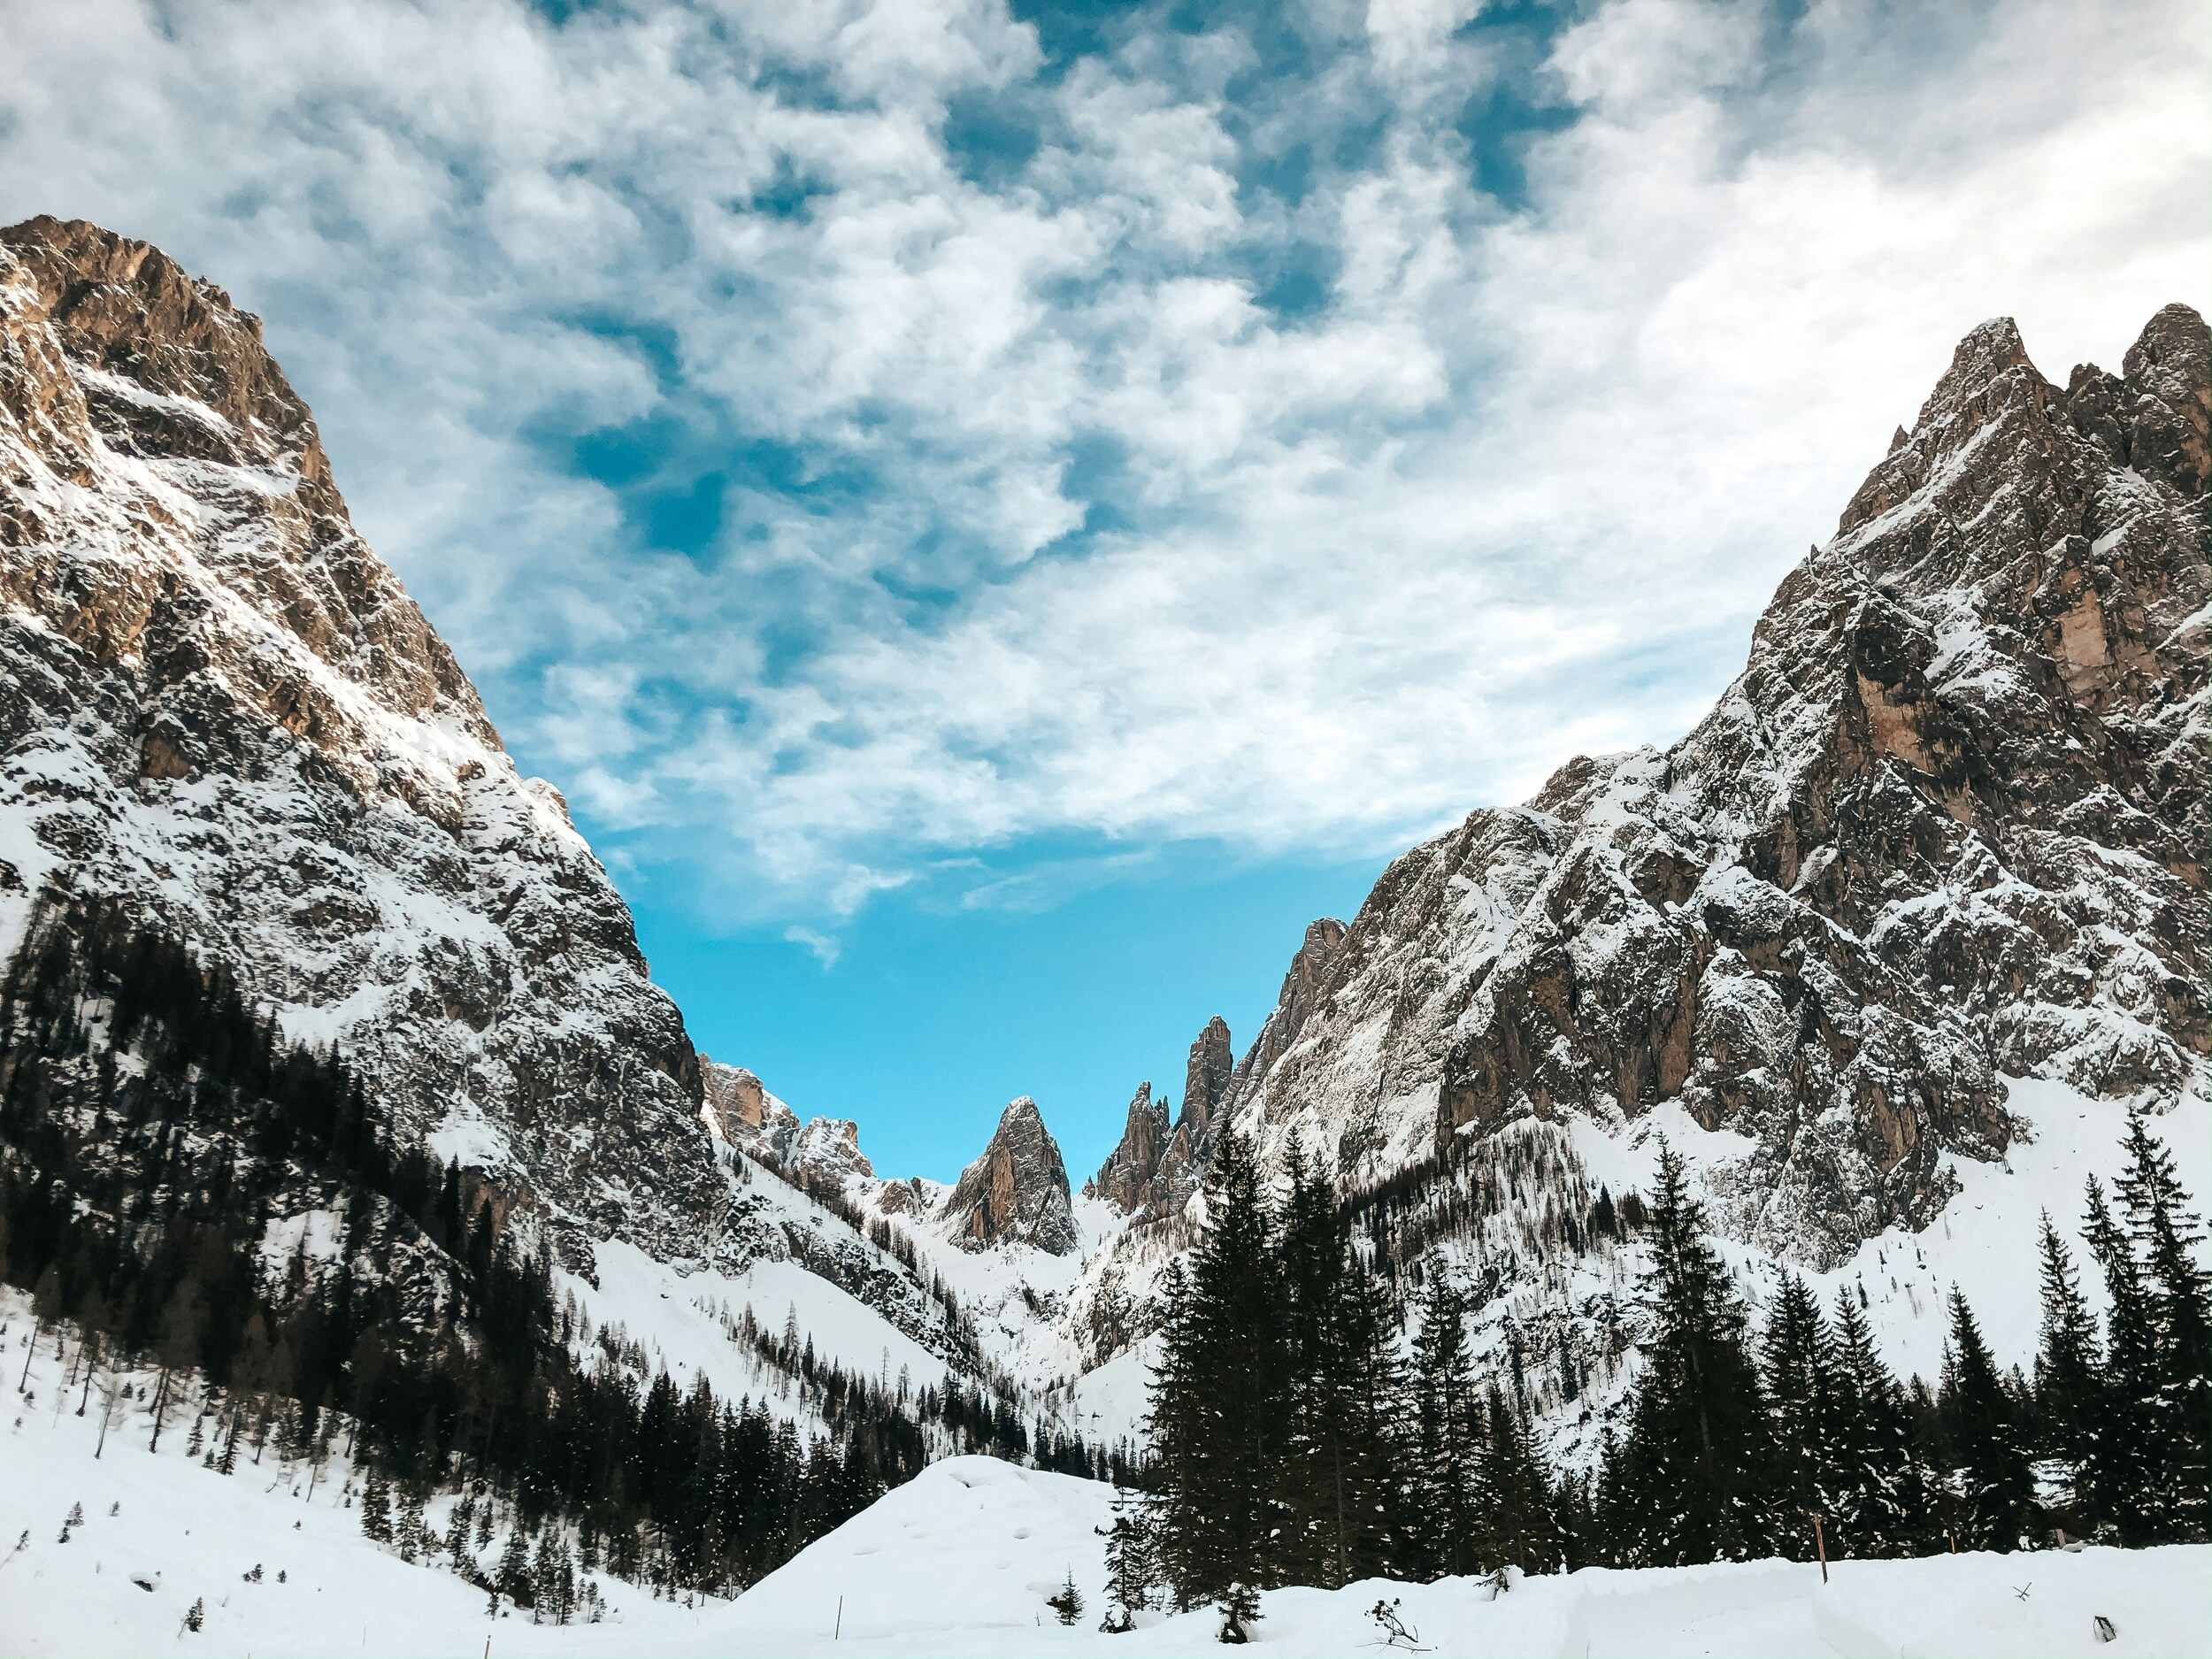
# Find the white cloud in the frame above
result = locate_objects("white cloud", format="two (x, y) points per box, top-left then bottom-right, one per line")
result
(0, 0), (2202, 921)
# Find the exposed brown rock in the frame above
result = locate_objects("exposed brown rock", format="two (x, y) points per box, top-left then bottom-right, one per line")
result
(940, 1097), (1077, 1254)
(1085, 1080), (1169, 1214)
(0, 218), (727, 1271)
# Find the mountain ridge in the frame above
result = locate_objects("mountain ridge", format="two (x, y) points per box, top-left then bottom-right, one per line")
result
(2, 210), (2202, 1455)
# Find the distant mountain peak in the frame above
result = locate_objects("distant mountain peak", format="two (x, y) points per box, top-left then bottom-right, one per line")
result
(941, 1096), (1077, 1254)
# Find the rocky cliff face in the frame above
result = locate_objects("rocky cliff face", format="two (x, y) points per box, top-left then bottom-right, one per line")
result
(703, 1057), (878, 1186)
(0, 217), (733, 1271)
(1087, 1015), (1243, 1218)
(941, 1096), (1078, 1254)
(1190, 305), (2206, 1267)
(1085, 1079), (1168, 1212)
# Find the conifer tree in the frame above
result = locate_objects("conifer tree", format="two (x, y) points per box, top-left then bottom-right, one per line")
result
(496, 1525), (533, 1609)
(1145, 1130), (1287, 1605)
(2032, 1212), (2103, 1534)
(1822, 1287), (1920, 1557)
(359, 1466), (392, 1542)
(1271, 1140), (1338, 1585)
(1938, 1288), (2036, 1550)
(1609, 1144), (1775, 1564)
(1273, 1142), (1407, 1588)
(1409, 1268), (1483, 1579)
(529, 1530), (564, 1623)
(1760, 1271), (1832, 1545)
(2084, 1175), (2161, 1541)
(1310, 1250), (1409, 1585)
(2114, 1112), (2211, 1540)
(1098, 1484), (1153, 1631)
(1482, 1386), (1562, 1574)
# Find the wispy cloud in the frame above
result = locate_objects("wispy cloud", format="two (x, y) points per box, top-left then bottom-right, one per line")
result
(3, 0), (2203, 923)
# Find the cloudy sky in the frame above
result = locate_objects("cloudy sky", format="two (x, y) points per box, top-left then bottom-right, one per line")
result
(3, 0), (2203, 1178)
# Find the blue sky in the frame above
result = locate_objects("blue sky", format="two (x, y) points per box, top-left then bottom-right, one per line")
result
(2, 0), (2204, 1180)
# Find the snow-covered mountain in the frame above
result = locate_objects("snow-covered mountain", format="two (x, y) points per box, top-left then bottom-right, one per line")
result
(1024, 303), (2208, 1443)
(0, 217), (1072, 1453)
(3, 209), (2204, 1471)
(1100, 304), (2206, 1247)
(0, 216), (733, 1274)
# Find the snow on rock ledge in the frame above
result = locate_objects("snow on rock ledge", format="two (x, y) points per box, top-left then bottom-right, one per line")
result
(0, 216), (730, 1271)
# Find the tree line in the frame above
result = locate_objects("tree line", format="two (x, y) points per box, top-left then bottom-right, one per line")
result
(1111, 1119), (2209, 1627)
(0, 894), (1110, 1603)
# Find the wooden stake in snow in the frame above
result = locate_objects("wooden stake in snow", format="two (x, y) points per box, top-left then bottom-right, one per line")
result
(834, 1594), (843, 1640)
(1812, 1514), (1828, 1584)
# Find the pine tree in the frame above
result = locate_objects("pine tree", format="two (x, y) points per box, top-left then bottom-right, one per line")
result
(1047, 1567), (1085, 1625)
(1271, 1139), (1339, 1586)
(1409, 1268), (1484, 1579)
(1822, 1288), (1919, 1558)
(2084, 1175), (2161, 1541)
(1760, 1271), (1832, 1548)
(529, 1529), (564, 1622)
(444, 1494), (475, 1565)
(1938, 1287), (2036, 1550)
(1324, 1254), (1409, 1585)
(2114, 1112), (2211, 1541)
(1610, 1144), (1776, 1564)
(359, 1466), (392, 1543)
(1145, 1130), (1288, 1606)
(1482, 1386), (1562, 1574)
(2032, 1212), (2103, 1536)
(497, 1525), (533, 1609)
(1098, 1483), (1152, 1631)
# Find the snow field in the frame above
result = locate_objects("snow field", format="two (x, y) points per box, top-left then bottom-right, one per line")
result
(557, 1240), (951, 1422)
(6, 1339), (2205, 1659)
(0, 1296), (690, 1658)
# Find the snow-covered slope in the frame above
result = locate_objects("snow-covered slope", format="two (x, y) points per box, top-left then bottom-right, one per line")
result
(0, 216), (727, 1271)
(1012, 303), (2209, 1438)
(0, 219), (1086, 1456)
(7, 1356), (2205, 1659)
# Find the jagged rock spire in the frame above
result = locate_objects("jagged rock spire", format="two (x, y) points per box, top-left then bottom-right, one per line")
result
(1179, 1016), (1235, 1141)
(941, 1097), (1077, 1254)
(1086, 1080), (1170, 1213)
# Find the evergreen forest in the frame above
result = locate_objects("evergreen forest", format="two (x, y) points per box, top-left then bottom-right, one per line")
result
(0, 895), (1110, 1609)
(1112, 1122), (2210, 1627)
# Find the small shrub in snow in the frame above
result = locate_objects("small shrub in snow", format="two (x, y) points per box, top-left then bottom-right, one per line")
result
(1217, 1583), (1259, 1644)
(181, 1597), (204, 1633)
(1370, 1598), (1425, 1649)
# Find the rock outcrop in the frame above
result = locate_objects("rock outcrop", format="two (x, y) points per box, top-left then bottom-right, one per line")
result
(941, 1097), (1078, 1253)
(1179, 306), (2208, 1267)
(0, 217), (733, 1270)
(703, 1057), (876, 1185)
(1085, 1079), (1169, 1212)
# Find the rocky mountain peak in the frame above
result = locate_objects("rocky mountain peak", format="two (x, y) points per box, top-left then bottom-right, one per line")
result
(1085, 1080), (1169, 1213)
(1179, 1016), (1235, 1141)
(940, 1097), (1077, 1254)
(0, 218), (727, 1271)
(1155, 303), (2206, 1269)
(701, 1057), (877, 1185)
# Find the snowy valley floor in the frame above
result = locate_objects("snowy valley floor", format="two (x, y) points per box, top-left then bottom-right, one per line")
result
(3, 1344), (2205, 1659)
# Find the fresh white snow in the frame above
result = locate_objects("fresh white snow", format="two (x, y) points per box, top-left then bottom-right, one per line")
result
(5, 1306), (2205, 1659)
